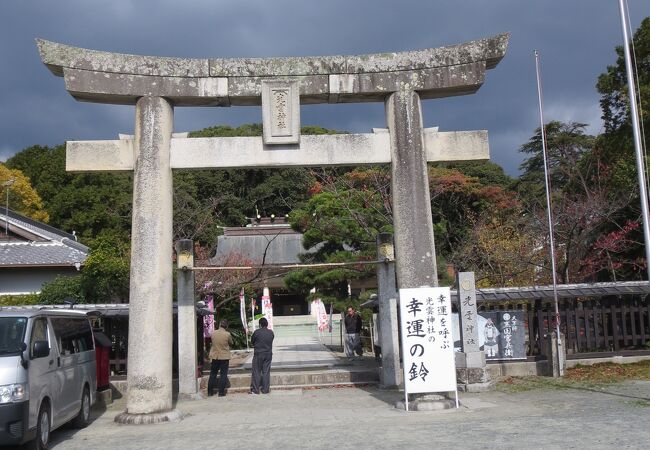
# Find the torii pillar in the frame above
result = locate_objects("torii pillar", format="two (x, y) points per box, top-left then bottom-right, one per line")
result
(121, 96), (177, 421)
(37, 34), (508, 420)
(387, 89), (438, 287)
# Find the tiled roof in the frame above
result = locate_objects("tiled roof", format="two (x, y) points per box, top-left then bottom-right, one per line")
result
(209, 228), (326, 267)
(210, 233), (306, 265)
(0, 241), (88, 267)
(0, 208), (89, 267)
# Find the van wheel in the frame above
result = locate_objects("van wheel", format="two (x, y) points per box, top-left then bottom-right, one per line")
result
(72, 386), (91, 428)
(26, 402), (50, 450)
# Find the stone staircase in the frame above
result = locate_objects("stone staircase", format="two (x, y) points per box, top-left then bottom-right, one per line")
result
(200, 363), (379, 393)
(199, 324), (376, 393)
(110, 317), (376, 397)
(257, 314), (342, 344)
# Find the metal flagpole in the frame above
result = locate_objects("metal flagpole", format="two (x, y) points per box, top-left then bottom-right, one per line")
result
(618, 0), (650, 281)
(534, 50), (564, 377)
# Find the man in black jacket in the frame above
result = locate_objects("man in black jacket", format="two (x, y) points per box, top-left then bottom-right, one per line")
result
(344, 306), (363, 359)
(250, 317), (274, 394)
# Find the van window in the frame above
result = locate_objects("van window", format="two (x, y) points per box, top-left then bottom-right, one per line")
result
(30, 318), (49, 359)
(50, 317), (94, 356)
(0, 317), (27, 356)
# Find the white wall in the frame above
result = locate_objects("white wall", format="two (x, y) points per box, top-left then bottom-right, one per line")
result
(0, 267), (79, 295)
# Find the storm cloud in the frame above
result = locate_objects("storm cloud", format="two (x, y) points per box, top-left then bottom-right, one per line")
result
(1, 0), (648, 175)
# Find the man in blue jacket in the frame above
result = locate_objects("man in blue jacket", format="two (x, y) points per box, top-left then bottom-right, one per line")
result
(250, 317), (274, 394)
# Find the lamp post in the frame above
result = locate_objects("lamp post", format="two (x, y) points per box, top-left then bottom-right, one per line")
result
(2, 178), (15, 236)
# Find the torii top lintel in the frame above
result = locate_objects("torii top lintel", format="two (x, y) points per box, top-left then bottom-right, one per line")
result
(37, 34), (508, 107)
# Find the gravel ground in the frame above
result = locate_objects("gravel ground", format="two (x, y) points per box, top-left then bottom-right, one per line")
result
(23, 379), (650, 450)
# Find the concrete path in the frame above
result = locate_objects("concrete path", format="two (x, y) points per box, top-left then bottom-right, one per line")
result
(41, 380), (650, 449)
(243, 336), (340, 369)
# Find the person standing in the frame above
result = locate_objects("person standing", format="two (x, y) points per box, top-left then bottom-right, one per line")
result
(250, 317), (274, 394)
(208, 319), (233, 397)
(344, 306), (363, 359)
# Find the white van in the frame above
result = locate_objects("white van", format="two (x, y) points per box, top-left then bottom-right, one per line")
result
(0, 309), (96, 449)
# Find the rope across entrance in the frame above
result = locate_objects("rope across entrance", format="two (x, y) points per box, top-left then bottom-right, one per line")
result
(191, 259), (386, 271)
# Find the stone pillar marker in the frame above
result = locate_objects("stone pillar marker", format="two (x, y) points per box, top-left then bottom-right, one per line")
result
(458, 272), (480, 352)
(115, 97), (181, 424)
(456, 271), (491, 391)
(175, 239), (201, 400)
(375, 233), (401, 388)
(386, 90), (438, 289)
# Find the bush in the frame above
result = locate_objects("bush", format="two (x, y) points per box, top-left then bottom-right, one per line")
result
(0, 293), (40, 306)
(39, 275), (83, 305)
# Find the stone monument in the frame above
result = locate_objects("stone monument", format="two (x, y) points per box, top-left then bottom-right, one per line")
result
(456, 271), (492, 391)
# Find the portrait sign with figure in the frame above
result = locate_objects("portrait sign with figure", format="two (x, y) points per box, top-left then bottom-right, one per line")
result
(451, 310), (526, 360)
(480, 310), (526, 360)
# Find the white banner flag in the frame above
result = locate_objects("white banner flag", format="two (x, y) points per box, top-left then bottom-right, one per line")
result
(203, 294), (215, 338)
(262, 287), (274, 330)
(239, 288), (248, 334)
(317, 300), (328, 332)
(251, 298), (256, 332)
(311, 299), (329, 331)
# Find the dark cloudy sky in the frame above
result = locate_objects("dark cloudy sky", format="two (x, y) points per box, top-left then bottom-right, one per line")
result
(1, 1), (649, 175)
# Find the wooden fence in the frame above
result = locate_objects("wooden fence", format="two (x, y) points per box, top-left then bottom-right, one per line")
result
(479, 298), (650, 359)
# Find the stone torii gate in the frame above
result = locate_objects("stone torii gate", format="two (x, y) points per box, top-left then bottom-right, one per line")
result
(38, 34), (508, 422)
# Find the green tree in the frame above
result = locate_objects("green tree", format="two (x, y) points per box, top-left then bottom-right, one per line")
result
(39, 275), (83, 305)
(286, 162), (517, 300)
(439, 160), (513, 188)
(285, 167), (391, 308)
(0, 162), (49, 222)
(78, 236), (130, 303)
(590, 17), (650, 280)
(6, 124), (336, 248)
(515, 121), (640, 282)
(595, 17), (650, 199)
(5, 145), (132, 246)
(597, 17), (650, 135)
(39, 236), (130, 304)
(452, 213), (543, 287)
(517, 121), (595, 193)
(428, 165), (517, 257)
(182, 124), (334, 230)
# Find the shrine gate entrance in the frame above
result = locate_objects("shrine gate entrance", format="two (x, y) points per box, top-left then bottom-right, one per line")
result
(38, 33), (508, 422)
